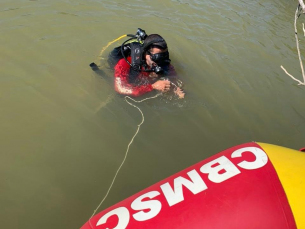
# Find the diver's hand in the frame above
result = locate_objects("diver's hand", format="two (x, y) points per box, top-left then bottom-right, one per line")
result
(152, 80), (170, 92)
(174, 87), (185, 99)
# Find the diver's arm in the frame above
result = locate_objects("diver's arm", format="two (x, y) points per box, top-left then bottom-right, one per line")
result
(152, 80), (170, 92)
(166, 64), (182, 87)
(114, 77), (154, 97)
(167, 64), (185, 98)
(114, 58), (154, 97)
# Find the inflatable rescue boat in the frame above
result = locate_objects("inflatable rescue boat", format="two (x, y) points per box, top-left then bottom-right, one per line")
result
(81, 142), (305, 229)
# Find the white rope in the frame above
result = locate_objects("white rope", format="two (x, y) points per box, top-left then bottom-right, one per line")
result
(281, 5), (305, 85)
(88, 93), (160, 228)
(281, 65), (304, 85)
(299, 0), (305, 13)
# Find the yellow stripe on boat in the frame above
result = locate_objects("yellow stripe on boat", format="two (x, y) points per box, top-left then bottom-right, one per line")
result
(257, 142), (305, 229)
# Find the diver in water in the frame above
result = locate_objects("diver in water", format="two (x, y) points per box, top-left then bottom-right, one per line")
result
(108, 30), (185, 98)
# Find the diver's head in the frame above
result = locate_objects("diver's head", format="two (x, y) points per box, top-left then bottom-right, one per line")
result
(143, 34), (168, 50)
(143, 34), (170, 68)
(145, 46), (170, 68)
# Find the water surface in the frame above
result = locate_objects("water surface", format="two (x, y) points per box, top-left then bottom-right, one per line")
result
(1, 0), (304, 228)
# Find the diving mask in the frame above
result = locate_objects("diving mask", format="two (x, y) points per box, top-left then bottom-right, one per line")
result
(147, 50), (170, 65)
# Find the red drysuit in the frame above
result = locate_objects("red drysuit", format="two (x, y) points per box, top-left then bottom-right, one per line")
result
(114, 57), (176, 97)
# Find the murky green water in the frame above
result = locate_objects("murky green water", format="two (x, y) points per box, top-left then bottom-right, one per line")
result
(1, 0), (305, 228)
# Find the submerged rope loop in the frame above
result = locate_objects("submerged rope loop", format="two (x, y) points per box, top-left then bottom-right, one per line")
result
(88, 93), (160, 229)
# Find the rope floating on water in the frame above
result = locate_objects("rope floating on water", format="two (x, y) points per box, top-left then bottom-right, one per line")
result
(298, 0), (305, 13)
(88, 94), (160, 229)
(281, 4), (305, 85)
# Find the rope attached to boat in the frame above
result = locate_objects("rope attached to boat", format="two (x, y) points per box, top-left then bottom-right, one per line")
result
(88, 94), (160, 228)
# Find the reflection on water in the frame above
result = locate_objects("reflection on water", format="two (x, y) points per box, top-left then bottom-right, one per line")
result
(1, 0), (305, 228)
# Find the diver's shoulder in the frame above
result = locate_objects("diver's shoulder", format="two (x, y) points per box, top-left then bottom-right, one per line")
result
(115, 57), (132, 68)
